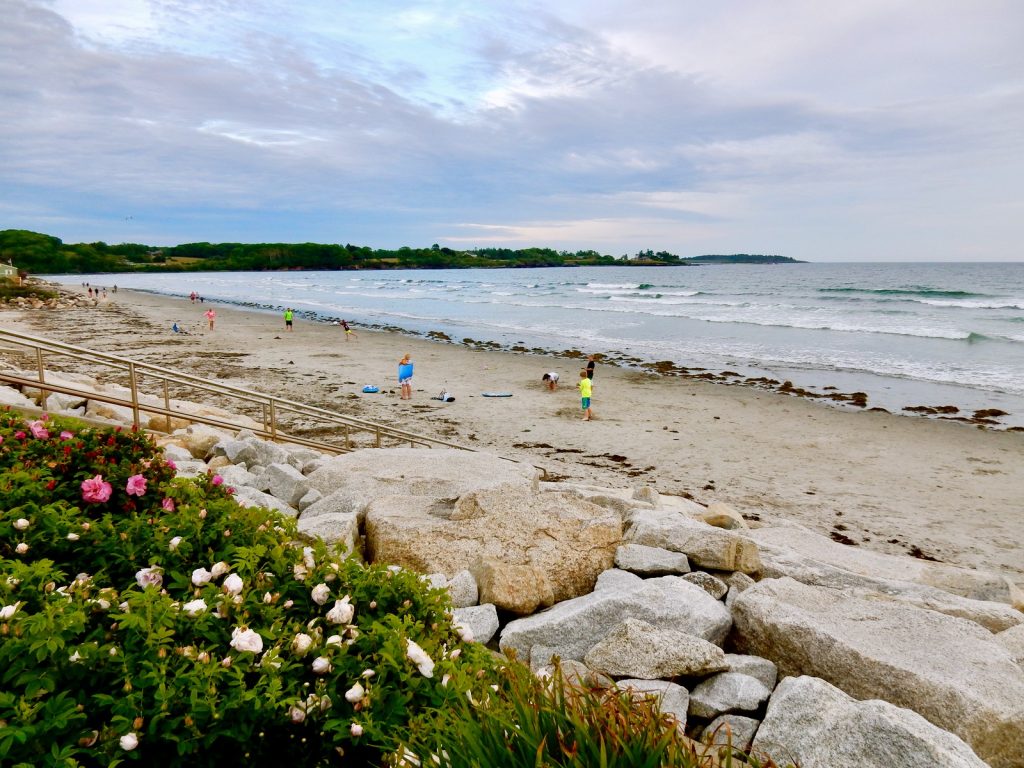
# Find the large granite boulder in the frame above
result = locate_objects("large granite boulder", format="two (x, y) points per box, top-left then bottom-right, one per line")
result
(364, 488), (621, 613)
(305, 448), (540, 520)
(614, 544), (690, 576)
(0, 385), (40, 409)
(732, 578), (1024, 768)
(688, 672), (771, 719)
(626, 510), (761, 574)
(702, 714), (760, 753)
(583, 618), (727, 679)
(258, 463), (310, 507)
(997, 624), (1024, 666)
(500, 576), (732, 663)
(748, 525), (1009, 602)
(752, 533), (1023, 632)
(616, 679), (689, 729)
(452, 604), (499, 645)
(752, 676), (990, 768)
(173, 423), (233, 459)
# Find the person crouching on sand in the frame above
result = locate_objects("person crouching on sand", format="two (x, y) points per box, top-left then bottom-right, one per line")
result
(398, 354), (414, 400)
(542, 371), (559, 391)
(577, 369), (593, 421)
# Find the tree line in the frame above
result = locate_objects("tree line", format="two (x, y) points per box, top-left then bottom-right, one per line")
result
(0, 229), (799, 274)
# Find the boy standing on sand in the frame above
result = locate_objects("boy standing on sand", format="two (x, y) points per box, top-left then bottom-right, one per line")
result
(284, 308), (294, 331)
(577, 369), (593, 421)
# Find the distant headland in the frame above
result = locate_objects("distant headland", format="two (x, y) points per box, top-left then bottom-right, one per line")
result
(0, 229), (804, 274)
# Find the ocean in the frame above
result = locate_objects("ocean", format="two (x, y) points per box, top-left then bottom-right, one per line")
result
(56, 262), (1024, 427)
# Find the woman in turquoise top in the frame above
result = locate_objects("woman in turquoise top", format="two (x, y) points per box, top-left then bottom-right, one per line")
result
(398, 354), (414, 400)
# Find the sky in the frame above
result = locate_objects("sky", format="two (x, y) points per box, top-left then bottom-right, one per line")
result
(2, 1), (1023, 261)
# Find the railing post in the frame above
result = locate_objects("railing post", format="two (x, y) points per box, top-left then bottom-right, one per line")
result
(269, 401), (278, 440)
(128, 362), (141, 429)
(375, 425), (381, 448)
(35, 348), (48, 408)
(344, 424), (350, 449)
(163, 379), (171, 432)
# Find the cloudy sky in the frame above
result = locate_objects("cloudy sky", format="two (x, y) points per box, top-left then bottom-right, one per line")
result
(2, 0), (1022, 260)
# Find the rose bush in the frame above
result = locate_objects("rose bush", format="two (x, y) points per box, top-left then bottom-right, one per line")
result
(0, 410), (498, 766)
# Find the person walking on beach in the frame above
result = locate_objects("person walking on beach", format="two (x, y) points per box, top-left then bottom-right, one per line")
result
(204, 308), (216, 330)
(398, 354), (414, 400)
(341, 319), (357, 340)
(284, 307), (294, 332)
(577, 369), (593, 420)
(190, 291), (197, 304)
(586, 355), (596, 380)
(542, 371), (559, 391)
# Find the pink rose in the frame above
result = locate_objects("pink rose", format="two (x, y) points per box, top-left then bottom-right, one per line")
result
(28, 421), (50, 439)
(14, 431), (25, 440)
(165, 460), (177, 471)
(125, 474), (147, 497)
(60, 431), (74, 440)
(211, 475), (223, 486)
(81, 475), (113, 503)
(161, 498), (175, 512)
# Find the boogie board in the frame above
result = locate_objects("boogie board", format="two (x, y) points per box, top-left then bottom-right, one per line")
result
(362, 385), (380, 393)
(481, 392), (513, 397)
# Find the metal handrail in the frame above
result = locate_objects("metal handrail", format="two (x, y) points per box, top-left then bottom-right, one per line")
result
(0, 327), (501, 460)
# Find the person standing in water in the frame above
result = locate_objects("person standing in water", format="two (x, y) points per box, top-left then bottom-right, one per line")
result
(398, 354), (414, 400)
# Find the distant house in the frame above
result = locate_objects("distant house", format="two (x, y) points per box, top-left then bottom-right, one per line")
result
(0, 261), (18, 282)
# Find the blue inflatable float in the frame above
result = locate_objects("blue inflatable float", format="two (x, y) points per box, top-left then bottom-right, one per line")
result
(362, 385), (379, 393)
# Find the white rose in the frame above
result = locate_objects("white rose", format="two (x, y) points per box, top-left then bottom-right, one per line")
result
(13, 518), (30, 530)
(293, 563), (309, 581)
(344, 682), (365, 703)
(191, 567), (212, 586)
(69, 650), (83, 663)
(326, 596), (354, 625)
(310, 583), (330, 605)
(119, 732), (139, 751)
(289, 706), (305, 723)
(15, 543), (28, 554)
(230, 627), (264, 654)
(325, 634), (342, 646)
(222, 573), (244, 595)
(361, 669), (375, 678)
(291, 633), (313, 655)
(303, 546), (316, 569)
(1, 602), (22, 620)
(454, 621), (474, 643)
(182, 599), (207, 617)
(311, 656), (332, 675)
(169, 536), (183, 551)
(135, 567), (162, 589)
(350, 723), (364, 737)
(66, 533), (80, 542)
(210, 561), (230, 579)
(405, 639), (435, 678)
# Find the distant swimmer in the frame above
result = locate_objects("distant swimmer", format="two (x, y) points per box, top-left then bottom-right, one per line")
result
(542, 371), (559, 391)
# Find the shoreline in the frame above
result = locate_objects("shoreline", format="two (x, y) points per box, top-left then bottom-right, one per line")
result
(3, 283), (1023, 581)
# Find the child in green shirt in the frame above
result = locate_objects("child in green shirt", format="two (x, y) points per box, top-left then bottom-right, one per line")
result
(577, 369), (593, 421)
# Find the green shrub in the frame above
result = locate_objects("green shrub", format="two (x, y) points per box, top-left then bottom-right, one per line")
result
(399, 660), (790, 768)
(0, 410), (498, 766)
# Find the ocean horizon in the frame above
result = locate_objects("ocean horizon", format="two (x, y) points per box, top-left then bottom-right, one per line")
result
(52, 262), (1024, 427)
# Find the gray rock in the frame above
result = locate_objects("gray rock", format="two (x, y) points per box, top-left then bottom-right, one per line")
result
(162, 444), (194, 463)
(688, 672), (772, 719)
(631, 486), (661, 507)
(306, 448), (540, 517)
(583, 618), (728, 679)
(297, 488), (323, 512)
(752, 534), (1022, 632)
(617, 679), (689, 729)
(446, 570), (479, 608)
(683, 571), (728, 600)
(45, 391), (86, 412)
(260, 462), (310, 507)
(0, 385), (36, 409)
(723, 654), (778, 690)
(535, 659), (613, 689)
(172, 459), (209, 479)
(996, 623), (1024, 667)
(296, 511), (359, 553)
(231, 485), (298, 518)
(174, 423), (233, 459)
(626, 511), (761, 574)
(453, 604), (499, 645)
(752, 676), (990, 768)
(281, 445), (326, 473)
(216, 437), (288, 469)
(701, 714), (760, 753)
(748, 525), (1009, 603)
(213, 464), (261, 490)
(615, 544), (690, 576)
(595, 568), (644, 591)
(731, 577), (1024, 768)
(500, 575), (732, 664)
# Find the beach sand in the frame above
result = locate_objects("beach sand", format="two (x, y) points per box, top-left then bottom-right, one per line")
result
(4, 287), (1023, 581)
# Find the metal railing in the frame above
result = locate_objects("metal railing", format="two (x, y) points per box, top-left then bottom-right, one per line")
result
(0, 327), (500, 460)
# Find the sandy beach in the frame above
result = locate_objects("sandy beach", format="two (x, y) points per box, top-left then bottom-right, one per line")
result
(3, 286), (1023, 582)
